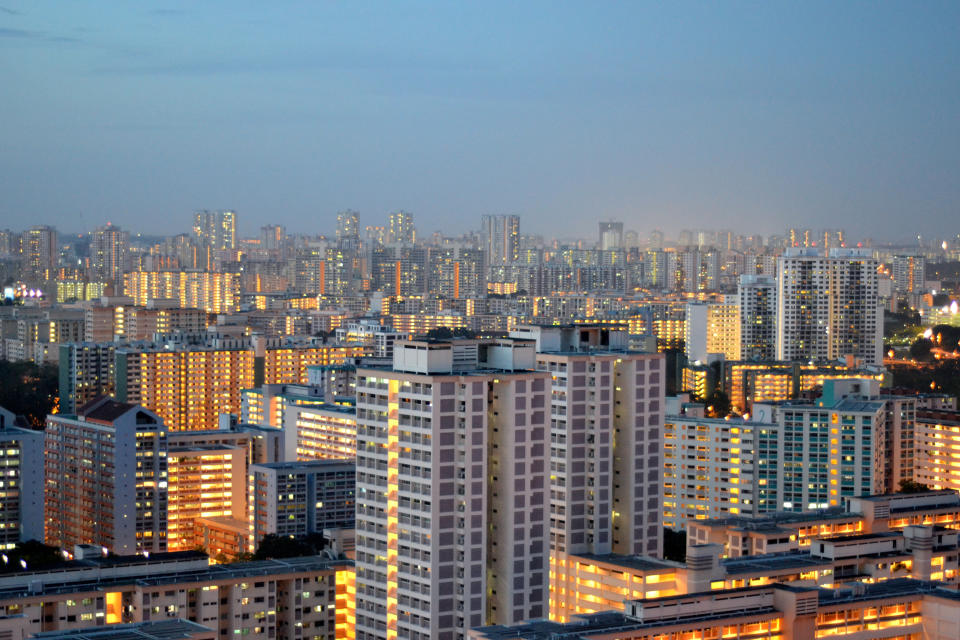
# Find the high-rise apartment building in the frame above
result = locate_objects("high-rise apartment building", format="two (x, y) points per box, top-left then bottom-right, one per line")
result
(90, 223), (129, 283)
(336, 210), (360, 241)
(776, 248), (882, 365)
(166, 440), (247, 551)
(892, 255), (926, 294)
(685, 302), (740, 362)
(259, 224), (286, 251)
(248, 459), (355, 550)
(388, 211), (415, 244)
(665, 379), (886, 530)
(914, 409), (960, 492)
(739, 275), (777, 361)
(123, 270), (241, 314)
(354, 338), (550, 639)
(20, 224), (57, 283)
(428, 247), (486, 298)
(481, 214), (520, 264)
(0, 407), (44, 549)
(44, 397), (168, 554)
(508, 325), (664, 621)
(59, 343), (116, 414)
(663, 410), (780, 529)
(598, 221), (624, 250)
(193, 210), (237, 250)
(112, 343), (365, 431)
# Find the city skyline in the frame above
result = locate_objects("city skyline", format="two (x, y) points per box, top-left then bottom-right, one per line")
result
(1, 2), (959, 240)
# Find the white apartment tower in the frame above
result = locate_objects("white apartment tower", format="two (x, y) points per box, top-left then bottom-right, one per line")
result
(892, 255), (925, 294)
(508, 325), (665, 620)
(776, 248), (882, 365)
(354, 338), (550, 640)
(481, 215), (520, 264)
(739, 275), (777, 361)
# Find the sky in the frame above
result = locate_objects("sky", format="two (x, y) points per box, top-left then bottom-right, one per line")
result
(1, 1), (959, 242)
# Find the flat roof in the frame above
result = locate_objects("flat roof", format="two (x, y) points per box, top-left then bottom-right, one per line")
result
(32, 620), (214, 640)
(721, 551), (830, 575)
(0, 555), (352, 601)
(571, 553), (683, 573)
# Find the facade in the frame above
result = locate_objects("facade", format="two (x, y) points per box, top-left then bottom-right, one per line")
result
(354, 338), (550, 639)
(239, 382), (357, 461)
(914, 409), (960, 491)
(166, 443), (247, 552)
(472, 579), (960, 640)
(663, 411), (780, 529)
(739, 275), (777, 361)
(688, 490), (960, 557)
(21, 224), (58, 283)
(776, 248), (882, 365)
(112, 343), (364, 431)
(0, 552), (353, 640)
(598, 221), (623, 250)
(665, 380), (886, 530)
(44, 398), (169, 555)
(892, 255), (925, 294)
(248, 460), (356, 550)
(388, 211), (415, 244)
(90, 224), (129, 284)
(481, 214), (520, 265)
(58, 343), (116, 415)
(0, 407), (44, 548)
(507, 325), (664, 620)
(193, 210), (237, 250)
(123, 270), (241, 314)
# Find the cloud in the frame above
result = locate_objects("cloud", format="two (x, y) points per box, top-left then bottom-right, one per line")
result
(0, 27), (31, 38)
(0, 26), (84, 44)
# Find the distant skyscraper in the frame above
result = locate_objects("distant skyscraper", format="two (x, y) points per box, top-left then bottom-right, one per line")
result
(193, 210), (237, 250)
(21, 224), (57, 283)
(776, 248), (882, 365)
(336, 209), (360, 241)
(481, 214), (520, 264)
(90, 223), (128, 283)
(259, 224), (286, 251)
(387, 210), (415, 244)
(598, 220), (624, 250)
(892, 255), (926, 294)
(787, 227), (813, 248)
(648, 229), (664, 250)
(820, 229), (845, 249)
(739, 274), (777, 361)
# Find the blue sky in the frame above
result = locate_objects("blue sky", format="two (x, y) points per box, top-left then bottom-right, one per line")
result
(1, 1), (958, 242)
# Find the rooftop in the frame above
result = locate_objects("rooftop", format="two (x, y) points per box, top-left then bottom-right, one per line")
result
(571, 553), (683, 573)
(0, 555), (352, 601)
(31, 620), (214, 640)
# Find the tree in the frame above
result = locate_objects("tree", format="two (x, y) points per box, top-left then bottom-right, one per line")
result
(253, 534), (314, 560)
(909, 338), (933, 361)
(0, 540), (64, 573)
(704, 390), (732, 419)
(0, 360), (59, 426)
(899, 479), (931, 494)
(252, 533), (329, 560)
(663, 528), (686, 562)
